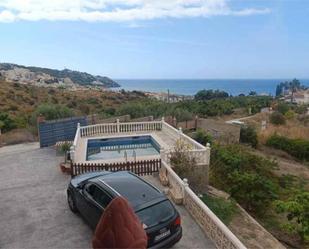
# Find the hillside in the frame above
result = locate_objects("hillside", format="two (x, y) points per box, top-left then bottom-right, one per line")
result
(0, 80), (144, 127)
(0, 63), (120, 89)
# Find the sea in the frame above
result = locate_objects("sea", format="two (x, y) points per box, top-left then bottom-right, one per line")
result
(114, 79), (309, 96)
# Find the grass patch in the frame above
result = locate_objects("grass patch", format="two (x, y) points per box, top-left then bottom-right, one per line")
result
(201, 195), (238, 225)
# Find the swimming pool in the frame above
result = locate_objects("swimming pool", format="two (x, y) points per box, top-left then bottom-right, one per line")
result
(86, 135), (160, 161)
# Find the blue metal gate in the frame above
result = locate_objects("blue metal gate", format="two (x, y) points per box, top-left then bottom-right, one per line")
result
(38, 116), (88, 148)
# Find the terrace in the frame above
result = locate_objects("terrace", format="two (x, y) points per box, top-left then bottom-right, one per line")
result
(70, 118), (210, 166)
(69, 119), (247, 249)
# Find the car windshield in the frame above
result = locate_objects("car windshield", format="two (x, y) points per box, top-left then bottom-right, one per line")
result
(136, 200), (175, 228)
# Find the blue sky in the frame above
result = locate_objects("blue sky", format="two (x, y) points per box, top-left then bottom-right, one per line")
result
(0, 0), (308, 79)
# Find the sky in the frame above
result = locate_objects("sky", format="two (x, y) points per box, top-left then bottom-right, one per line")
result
(0, 0), (308, 79)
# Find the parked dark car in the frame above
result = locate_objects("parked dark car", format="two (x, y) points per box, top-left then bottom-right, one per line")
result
(67, 171), (182, 248)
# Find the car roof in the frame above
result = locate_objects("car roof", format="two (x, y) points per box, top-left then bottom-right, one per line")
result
(95, 171), (165, 209)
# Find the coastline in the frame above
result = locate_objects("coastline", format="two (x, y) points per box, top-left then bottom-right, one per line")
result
(113, 79), (309, 96)
(112, 79), (308, 96)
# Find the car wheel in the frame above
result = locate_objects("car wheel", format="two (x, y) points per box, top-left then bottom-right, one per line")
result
(67, 191), (78, 213)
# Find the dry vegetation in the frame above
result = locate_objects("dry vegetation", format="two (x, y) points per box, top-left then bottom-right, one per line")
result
(0, 80), (146, 122)
(0, 80), (146, 144)
(237, 112), (309, 143)
(259, 120), (309, 144)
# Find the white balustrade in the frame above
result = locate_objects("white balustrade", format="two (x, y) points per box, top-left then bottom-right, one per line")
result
(79, 121), (162, 137)
(73, 120), (210, 166)
(160, 160), (246, 249)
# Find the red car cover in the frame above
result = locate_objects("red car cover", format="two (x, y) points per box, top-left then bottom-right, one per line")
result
(92, 196), (147, 249)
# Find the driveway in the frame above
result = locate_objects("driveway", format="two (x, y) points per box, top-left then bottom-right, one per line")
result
(0, 143), (214, 249)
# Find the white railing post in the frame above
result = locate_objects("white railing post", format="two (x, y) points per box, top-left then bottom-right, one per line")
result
(182, 178), (189, 197)
(205, 143), (211, 165)
(178, 127), (183, 139)
(70, 145), (75, 163)
(116, 119), (120, 133)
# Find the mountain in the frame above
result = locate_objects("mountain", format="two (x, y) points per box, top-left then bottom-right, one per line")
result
(0, 63), (120, 89)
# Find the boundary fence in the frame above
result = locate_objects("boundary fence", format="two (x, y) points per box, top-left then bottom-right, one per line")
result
(71, 158), (161, 177)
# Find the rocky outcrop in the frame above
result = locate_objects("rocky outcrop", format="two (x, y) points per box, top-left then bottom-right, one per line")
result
(0, 63), (120, 89)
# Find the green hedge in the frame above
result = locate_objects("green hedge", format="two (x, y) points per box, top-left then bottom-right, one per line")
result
(266, 135), (309, 161)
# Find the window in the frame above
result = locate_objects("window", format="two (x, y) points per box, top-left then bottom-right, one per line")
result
(85, 184), (112, 208)
(136, 200), (175, 228)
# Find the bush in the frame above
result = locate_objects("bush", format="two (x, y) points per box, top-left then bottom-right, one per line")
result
(240, 126), (258, 148)
(277, 103), (290, 115)
(270, 111), (286, 125)
(192, 129), (212, 145)
(170, 139), (206, 193)
(229, 171), (277, 212)
(274, 191), (309, 242)
(284, 110), (295, 119)
(210, 145), (278, 213)
(0, 112), (17, 132)
(201, 195), (237, 225)
(266, 135), (309, 161)
(294, 105), (308, 114)
(32, 103), (74, 123)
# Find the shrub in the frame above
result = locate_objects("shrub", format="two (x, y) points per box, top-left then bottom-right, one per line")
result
(166, 108), (193, 122)
(32, 104), (74, 121)
(210, 145), (278, 213)
(277, 103), (290, 115)
(192, 129), (212, 145)
(294, 105), (308, 114)
(284, 110), (295, 119)
(201, 195), (237, 225)
(274, 191), (309, 242)
(270, 111), (286, 125)
(266, 135), (309, 161)
(228, 171), (277, 212)
(170, 139), (206, 193)
(240, 126), (258, 148)
(0, 112), (17, 132)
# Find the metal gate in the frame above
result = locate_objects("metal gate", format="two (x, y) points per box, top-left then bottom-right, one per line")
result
(38, 116), (87, 148)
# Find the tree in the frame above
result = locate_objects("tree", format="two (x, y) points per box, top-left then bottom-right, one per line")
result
(275, 191), (309, 242)
(195, 89), (229, 101)
(248, 91), (257, 96)
(290, 79), (301, 103)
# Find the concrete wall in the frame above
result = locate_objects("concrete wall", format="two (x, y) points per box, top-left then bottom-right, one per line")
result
(197, 119), (240, 144)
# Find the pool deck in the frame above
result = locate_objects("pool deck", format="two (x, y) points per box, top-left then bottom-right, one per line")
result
(74, 131), (179, 164)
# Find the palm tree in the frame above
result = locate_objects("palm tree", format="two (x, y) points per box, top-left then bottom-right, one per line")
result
(289, 79), (301, 103)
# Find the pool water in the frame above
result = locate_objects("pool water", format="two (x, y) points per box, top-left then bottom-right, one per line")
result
(87, 136), (160, 161)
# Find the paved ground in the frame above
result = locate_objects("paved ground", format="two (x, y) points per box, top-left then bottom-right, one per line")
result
(0, 143), (215, 249)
